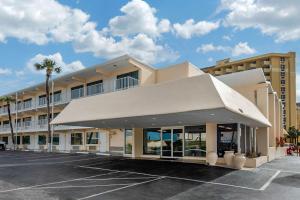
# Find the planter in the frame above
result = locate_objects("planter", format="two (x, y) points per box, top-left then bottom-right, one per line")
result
(233, 153), (246, 169)
(207, 152), (218, 166)
(224, 151), (235, 166)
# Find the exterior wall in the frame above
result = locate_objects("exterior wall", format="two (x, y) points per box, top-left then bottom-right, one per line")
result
(202, 52), (296, 130)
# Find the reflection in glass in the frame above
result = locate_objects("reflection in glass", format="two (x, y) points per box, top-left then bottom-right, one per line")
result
(217, 123), (238, 157)
(184, 126), (206, 157)
(173, 129), (183, 157)
(125, 129), (133, 154)
(162, 129), (171, 156)
(143, 128), (161, 155)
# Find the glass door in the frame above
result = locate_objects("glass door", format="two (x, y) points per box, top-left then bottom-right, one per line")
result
(161, 129), (172, 157)
(161, 127), (183, 158)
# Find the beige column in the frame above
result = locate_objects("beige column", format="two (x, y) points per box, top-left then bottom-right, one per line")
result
(268, 93), (276, 147)
(132, 128), (143, 158)
(256, 87), (269, 156)
(206, 123), (217, 153)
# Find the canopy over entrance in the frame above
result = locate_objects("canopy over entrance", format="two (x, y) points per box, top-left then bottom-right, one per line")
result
(51, 74), (271, 128)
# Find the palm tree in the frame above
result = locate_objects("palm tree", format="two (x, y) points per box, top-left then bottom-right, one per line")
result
(287, 126), (297, 144)
(35, 59), (61, 151)
(0, 96), (16, 150)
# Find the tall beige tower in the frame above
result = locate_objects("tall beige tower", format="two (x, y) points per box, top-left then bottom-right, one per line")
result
(202, 52), (297, 130)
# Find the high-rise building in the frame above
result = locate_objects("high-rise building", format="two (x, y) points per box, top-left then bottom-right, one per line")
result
(202, 52), (296, 130)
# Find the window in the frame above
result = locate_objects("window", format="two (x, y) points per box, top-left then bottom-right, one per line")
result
(39, 95), (46, 106)
(184, 126), (206, 157)
(71, 133), (82, 145)
(116, 71), (139, 90)
(38, 114), (47, 125)
(281, 87), (285, 92)
(38, 135), (46, 145)
(281, 80), (285, 84)
(23, 117), (32, 127)
(17, 101), (22, 110)
(23, 99), (32, 109)
(22, 136), (30, 145)
(49, 91), (62, 103)
(86, 132), (99, 144)
(2, 137), (8, 144)
(143, 128), (161, 155)
(16, 136), (21, 145)
(87, 80), (103, 96)
(280, 57), (285, 63)
(217, 124), (238, 157)
(281, 95), (285, 100)
(71, 85), (84, 99)
(124, 129), (133, 154)
(280, 65), (285, 72)
(53, 134), (59, 145)
(281, 72), (285, 77)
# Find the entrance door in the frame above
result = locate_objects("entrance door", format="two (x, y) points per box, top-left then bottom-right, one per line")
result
(161, 127), (183, 158)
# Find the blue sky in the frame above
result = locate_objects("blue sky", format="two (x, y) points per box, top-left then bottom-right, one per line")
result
(0, 0), (299, 100)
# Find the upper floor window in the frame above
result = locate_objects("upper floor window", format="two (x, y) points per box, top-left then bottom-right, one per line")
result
(87, 80), (103, 96)
(281, 80), (285, 85)
(116, 70), (139, 90)
(23, 117), (32, 127)
(39, 95), (46, 106)
(17, 101), (22, 110)
(51, 91), (62, 103)
(23, 98), (32, 109)
(280, 57), (285, 63)
(71, 85), (84, 99)
(280, 65), (285, 72)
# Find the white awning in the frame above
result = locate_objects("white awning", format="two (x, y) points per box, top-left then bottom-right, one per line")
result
(51, 74), (271, 128)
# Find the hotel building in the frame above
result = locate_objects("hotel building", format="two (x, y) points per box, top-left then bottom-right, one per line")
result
(0, 55), (286, 167)
(202, 52), (296, 130)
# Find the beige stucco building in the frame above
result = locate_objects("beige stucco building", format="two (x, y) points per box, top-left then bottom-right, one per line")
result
(202, 52), (296, 131)
(0, 55), (286, 167)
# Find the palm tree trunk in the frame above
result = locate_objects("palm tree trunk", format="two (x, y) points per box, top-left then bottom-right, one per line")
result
(46, 74), (51, 151)
(7, 102), (15, 150)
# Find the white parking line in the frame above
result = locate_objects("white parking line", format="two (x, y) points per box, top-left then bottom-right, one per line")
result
(83, 177), (157, 181)
(77, 176), (165, 200)
(260, 167), (300, 174)
(27, 154), (89, 161)
(259, 170), (281, 191)
(0, 156), (102, 168)
(77, 165), (261, 191)
(27, 183), (132, 189)
(0, 171), (119, 193)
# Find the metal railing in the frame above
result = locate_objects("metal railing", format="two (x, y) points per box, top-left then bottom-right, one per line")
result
(115, 76), (139, 91)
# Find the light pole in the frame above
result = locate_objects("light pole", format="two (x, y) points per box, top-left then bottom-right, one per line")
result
(50, 77), (54, 152)
(15, 92), (18, 150)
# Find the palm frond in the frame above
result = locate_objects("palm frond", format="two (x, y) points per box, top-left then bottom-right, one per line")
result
(54, 67), (62, 74)
(34, 63), (44, 70)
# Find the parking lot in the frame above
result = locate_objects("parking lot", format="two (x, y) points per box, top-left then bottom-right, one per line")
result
(0, 151), (299, 200)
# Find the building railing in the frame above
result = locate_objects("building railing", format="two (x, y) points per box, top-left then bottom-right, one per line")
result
(0, 120), (83, 133)
(115, 76), (139, 91)
(0, 76), (140, 116)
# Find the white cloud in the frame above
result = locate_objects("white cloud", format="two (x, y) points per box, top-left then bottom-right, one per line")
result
(27, 52), (86, 74)
(231, 42), (256, 56)
(220, 0), (300, 42)
(74, 32), (178, 64)
(222, 35), (231, 41)
(0, 68), (12, 75)
(196, 42), (256, 57)
(173, 19), (219, 39)
(0, 0), (95, 45)
(108, 0), (170, 37)
(196, 43), (229, 53)
(208, 57), (214, 62)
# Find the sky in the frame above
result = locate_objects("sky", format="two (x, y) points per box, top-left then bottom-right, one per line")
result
(0, 0), (299, 101)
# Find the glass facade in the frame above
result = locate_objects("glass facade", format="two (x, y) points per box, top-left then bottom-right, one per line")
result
(86, 132), (99, 144)
(217, 123), (238, 157)
(143, 128), (161, 155)
(184, 126), (206, 157)
(53, 134), (60, 145)
(38, 135), (46, 145)
(71, 133), (83, 145)
(124, 129), (133, 154)
(22, 135), (30, 145)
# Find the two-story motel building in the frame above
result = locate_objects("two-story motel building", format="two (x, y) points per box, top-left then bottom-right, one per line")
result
(0, 55), (286, 167)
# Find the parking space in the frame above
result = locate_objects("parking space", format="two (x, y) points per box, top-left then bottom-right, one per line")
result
(0, 151), (299, 200)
